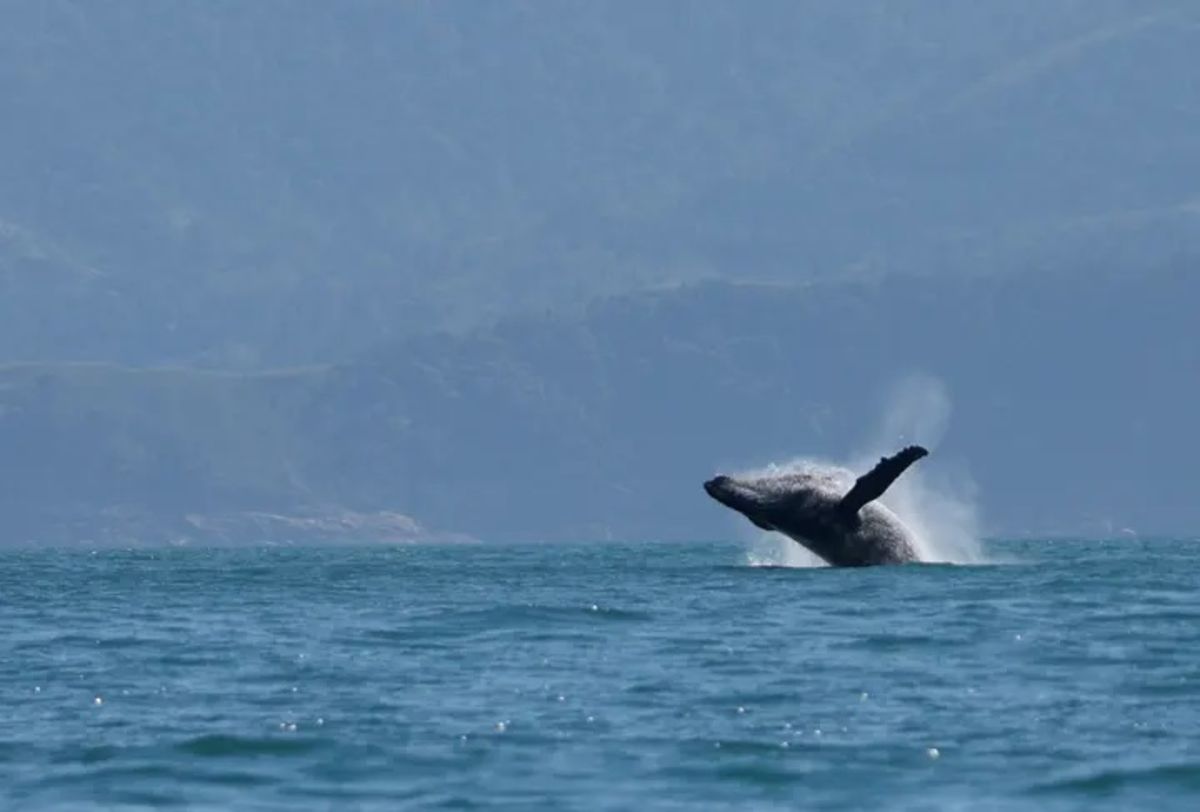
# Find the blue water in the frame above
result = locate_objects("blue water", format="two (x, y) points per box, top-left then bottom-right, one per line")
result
(2, 539), (1199, 810)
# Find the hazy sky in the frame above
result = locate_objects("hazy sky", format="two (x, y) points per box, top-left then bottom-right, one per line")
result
(1, 3), (1197, 542)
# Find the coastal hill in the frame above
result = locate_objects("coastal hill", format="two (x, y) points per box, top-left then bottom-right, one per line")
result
(2, 3), (1198, 366)
(2, 265), (1194, 544)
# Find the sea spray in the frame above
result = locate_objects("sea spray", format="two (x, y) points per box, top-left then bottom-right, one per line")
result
(861, 375), (984, 564)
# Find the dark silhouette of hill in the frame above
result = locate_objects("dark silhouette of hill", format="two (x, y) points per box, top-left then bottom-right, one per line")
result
(2, 266), (1195, 544)
(2, 2), (1199, 365)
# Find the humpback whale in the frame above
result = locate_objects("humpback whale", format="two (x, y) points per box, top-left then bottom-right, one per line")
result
(704, 446), (929, 566)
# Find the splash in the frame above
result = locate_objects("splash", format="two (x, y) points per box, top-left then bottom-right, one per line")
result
(745, 532), (827, 568)
(873, 374), (953, 451)
(859, 375), (984, 564)
(739, 375), (985, 566)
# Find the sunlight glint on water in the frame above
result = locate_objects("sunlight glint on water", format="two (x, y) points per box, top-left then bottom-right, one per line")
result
(2, 540), (1198, 810)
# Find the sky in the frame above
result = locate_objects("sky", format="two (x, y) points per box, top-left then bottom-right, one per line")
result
(0, 2), (1197, 542)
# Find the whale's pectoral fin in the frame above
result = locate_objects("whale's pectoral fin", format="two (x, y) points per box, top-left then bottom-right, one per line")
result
(838, 445), (929, 516)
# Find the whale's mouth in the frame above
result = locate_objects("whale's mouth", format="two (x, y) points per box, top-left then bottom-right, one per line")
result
(705, 476), (775, 532)
(704, 476), (736, 506)
(705, 475), (757, 511)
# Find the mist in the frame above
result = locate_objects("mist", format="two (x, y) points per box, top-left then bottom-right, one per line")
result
(1, 3), (1197, 545)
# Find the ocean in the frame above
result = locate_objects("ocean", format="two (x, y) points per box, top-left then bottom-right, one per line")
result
(2, 539), (1198, 810)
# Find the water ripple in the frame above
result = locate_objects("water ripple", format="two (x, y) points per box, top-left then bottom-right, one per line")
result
(1, 539), (1198, 809)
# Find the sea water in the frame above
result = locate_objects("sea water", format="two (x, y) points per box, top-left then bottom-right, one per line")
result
(2, 539), (1198, 810)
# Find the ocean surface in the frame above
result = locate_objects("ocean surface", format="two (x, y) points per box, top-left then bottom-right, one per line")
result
(2, 538), (1199, 810)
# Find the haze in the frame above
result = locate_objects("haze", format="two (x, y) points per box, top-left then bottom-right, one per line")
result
(1, 2), (1196, 544)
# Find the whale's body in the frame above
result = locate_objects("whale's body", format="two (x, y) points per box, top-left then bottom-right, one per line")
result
(704, 446), (928, 567)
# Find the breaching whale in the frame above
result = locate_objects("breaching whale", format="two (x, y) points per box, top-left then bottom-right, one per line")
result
(704, 446), (929, 566)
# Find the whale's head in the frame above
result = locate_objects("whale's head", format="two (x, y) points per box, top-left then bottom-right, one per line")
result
(704, 475), (778, 531)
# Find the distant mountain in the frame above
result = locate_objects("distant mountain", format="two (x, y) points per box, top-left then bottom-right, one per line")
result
(2, 265), (1195, 544)
(2, 2), (1199, 365)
